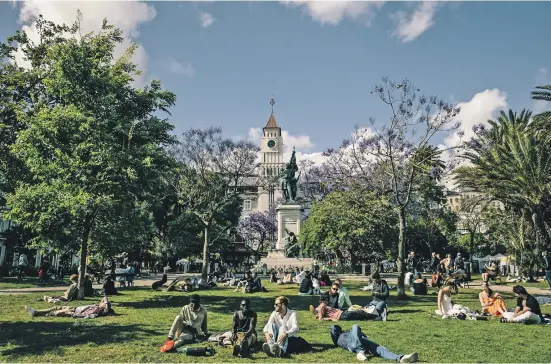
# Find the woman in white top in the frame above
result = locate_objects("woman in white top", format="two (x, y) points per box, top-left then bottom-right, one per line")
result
(436, 280), (470, 318)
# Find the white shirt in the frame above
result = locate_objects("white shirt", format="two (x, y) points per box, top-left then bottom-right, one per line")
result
(295, 271), (306, 284)
(312, 277), (320, 288)
(263, 309), (299, 337)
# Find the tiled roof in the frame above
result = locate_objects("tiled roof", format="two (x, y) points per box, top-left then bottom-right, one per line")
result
(264, 112), (280, 129)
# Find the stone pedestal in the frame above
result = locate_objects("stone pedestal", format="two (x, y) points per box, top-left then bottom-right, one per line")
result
(276, 204), (302, 251)
(261, 203), (312, 269)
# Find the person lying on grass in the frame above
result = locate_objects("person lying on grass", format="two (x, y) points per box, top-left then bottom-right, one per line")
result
(310, 293), (378, 321)
(160, 294), (209, 353)
(329, 324), (418, 363)
(25, 296), (114, 319)
(42, 274), (79, 303)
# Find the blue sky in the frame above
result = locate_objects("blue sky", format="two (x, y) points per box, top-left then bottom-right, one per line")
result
(1, 1), (550, 163)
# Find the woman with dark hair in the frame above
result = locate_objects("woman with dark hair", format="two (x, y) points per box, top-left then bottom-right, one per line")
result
(478, 281), (506, 316)
(411, 273), (428, 295)
(501, 285), (542, 324)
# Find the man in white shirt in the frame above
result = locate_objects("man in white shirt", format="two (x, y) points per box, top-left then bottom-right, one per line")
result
(334, 278), (353, 310)
(262, 296), (299, 358)
(293, 269), (306, 284)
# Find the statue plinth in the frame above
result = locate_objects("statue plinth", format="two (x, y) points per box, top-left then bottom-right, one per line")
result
(276, 204), (302, 251)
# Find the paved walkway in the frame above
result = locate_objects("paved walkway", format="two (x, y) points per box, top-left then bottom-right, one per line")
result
(1, 273), (550, 296)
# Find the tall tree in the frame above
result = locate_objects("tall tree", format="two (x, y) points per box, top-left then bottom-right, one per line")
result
(237, 211), (277, 255)
(455, 109), (551, 277)
(4, 14), (176, 297)
(301, 185), (398, 267)
(323, 78), (460, 296)
(173, 128), (258, 280)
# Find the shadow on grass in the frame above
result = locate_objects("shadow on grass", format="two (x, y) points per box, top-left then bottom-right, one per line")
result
(0, 320), (158, 357)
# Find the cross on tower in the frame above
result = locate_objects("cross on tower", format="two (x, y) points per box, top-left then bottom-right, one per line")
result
(270, 97), (275, 113)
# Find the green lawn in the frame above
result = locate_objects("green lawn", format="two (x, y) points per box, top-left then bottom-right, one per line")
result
(0, 277), (70, 290)
(0, 282), (550, 363)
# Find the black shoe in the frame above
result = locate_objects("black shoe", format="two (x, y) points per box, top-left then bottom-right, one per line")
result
(232, 344), (240, 357)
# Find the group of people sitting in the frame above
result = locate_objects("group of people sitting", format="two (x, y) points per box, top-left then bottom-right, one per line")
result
(436, 280), (545, 324)
(159, 294), (418, 362)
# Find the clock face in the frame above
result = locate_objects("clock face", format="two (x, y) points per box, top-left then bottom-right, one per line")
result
(267, 139), (277, 149)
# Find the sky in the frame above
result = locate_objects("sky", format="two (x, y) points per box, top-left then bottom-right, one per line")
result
(0, 1), (550, 165)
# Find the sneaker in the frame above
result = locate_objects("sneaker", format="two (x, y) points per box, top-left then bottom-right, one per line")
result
(309, 305), (316, 315)
(262, 343), (272, 356)
(160, 339), (175, 353)
(400, 352), (418, 363)
(24, 305), (36, 318)
(357, 351), (368, 361)
(232, 344), (241, 357)
(272, 343), (281, 358)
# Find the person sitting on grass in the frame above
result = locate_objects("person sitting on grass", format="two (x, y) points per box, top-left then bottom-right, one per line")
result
(102, 275), (118, 296)
(310, 293), (378, 321)
(234, 272), (252, 292)
(293, 268), (307, 284)
(277, 271), (293, 285)
(231, 298), (257, 358)
(334, 278), (353, 309)
(298, 273), (314, 295)
(501, 285), (542, 324)
(479, 281), (507, 316)
(435, 280), (470, 318)
(312, 275), (321, 294)
(25, 296), (114, 319)
(430, 271), (443, 288)
(329, 324), (418, 362)
(262, 296), (301, 358)
(411, 273), (428, 295)
(368, 272), (389, 320)
(160, 294), (209, 353)
(42, 274), (79, 303)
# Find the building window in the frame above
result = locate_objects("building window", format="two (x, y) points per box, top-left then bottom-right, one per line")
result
(244, 200), (252, 211)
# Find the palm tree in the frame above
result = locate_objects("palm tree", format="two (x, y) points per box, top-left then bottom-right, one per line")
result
(532, 85), (551, 127)
(454, 109), (551, 278)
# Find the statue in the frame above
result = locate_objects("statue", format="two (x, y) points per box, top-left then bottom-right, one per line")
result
(280, 147), (301, 202)
(284, 228), (300, 258)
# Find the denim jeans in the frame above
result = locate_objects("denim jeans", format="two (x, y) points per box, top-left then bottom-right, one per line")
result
(346, 325), (401, 361)
(369, 299), (387, 313)
(267, 324), (288, 353)
(545, 271), (551, 288)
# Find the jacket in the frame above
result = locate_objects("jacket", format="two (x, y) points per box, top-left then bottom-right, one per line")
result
(372, 279), (389, 301)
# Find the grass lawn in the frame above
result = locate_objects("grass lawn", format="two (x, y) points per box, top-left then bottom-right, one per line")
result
(0, 282), (550, 363)
(0, 277), (70, 290)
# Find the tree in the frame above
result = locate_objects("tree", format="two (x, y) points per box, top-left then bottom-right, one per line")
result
(323, 78), (460, 296)
(4, 14), (176, 298)
(531, 85), (551, 126)
(237, 211), (277, 255)
(173, 128), (258, 280)
(301, 185), (398, 268)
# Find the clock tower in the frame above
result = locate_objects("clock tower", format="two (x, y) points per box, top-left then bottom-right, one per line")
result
(260, 99), (284, 178)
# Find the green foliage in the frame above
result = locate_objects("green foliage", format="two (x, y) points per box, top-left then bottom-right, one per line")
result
(301, 185), (397, 264)
(2, 14), (176, 296)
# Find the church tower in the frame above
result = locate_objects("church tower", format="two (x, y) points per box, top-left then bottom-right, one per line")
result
(260, 98), (285, 178)
(257, 98), (285, 214)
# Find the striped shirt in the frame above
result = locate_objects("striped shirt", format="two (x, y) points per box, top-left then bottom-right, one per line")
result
(317, 303), (343, 321)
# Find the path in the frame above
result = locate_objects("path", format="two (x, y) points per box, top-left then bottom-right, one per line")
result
(1, 272), (550, 296)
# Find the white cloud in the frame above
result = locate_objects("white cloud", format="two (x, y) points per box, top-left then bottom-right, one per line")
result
(13, 1), (156, 86)
(533, 67), (550, 114)
(443, 89), (508, 149)
(281, 1), (385, 26)
(391, 1), (439, 43)
(167, 58), (195, 77)
(198, 10), (215, 28)
(439, 88), (508, 189)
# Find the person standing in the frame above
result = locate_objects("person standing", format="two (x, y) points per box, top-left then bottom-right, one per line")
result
(329, 324), (418, 362)
(544, 251), (551, 291)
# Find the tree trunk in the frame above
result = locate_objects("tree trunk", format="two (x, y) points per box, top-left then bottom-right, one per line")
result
(77, 224), (92, 299)
(201, 225), (210, 281)
(396, 207), (407, 298)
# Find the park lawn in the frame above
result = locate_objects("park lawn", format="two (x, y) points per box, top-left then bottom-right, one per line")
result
(0, 282), (550, 363)
(0, 277), (70, 290)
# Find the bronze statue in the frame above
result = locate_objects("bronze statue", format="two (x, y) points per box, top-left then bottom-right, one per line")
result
(280, 147), (300, 202)
(284, 228), (299, 258)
